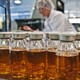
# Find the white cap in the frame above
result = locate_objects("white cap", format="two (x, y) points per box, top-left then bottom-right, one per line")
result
(36, 0), (55, 9)
(29, 32), (43, 40)
(0, 32), (12, 39)
(60, 32), (76, 41)
(75, 32), (80, 40)
(46, 32), (60, 40)
(12, 32), (27, 39)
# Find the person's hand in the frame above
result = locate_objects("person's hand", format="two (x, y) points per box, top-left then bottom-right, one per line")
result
(23, 26), (33, 31)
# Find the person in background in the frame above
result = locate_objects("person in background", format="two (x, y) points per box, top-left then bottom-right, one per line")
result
(36, 0), (76, 32)
(23, 0), (76, 32)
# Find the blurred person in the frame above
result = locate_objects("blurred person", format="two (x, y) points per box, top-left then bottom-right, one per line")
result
(23, 0), (76, 32)
(36, 0), (76, 32)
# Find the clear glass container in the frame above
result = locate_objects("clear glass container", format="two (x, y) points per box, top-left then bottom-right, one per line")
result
(45, 32), (60, 79)
(10, 32), (27, 80)
(75, 32), (80, 79)
(0, 32), (12, 79)
(56, 32), (78, 80)
(26, 32), (46, 80)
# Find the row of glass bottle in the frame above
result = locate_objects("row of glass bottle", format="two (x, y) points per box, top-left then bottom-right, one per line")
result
(0, 31), (80, 80)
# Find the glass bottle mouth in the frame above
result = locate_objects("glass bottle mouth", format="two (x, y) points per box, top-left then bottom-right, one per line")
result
(0, 32), (12, 39)
(29, 32), (43, 40)
(12, 32), (27, 39)
(75, 32), (80, 40)
(60, 32), (76, 41)
(45, 32), (60, 40)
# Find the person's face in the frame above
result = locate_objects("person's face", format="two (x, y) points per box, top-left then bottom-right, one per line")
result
(38, 7), (50, 17)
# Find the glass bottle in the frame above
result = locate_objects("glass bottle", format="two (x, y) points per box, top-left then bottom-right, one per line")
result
(45, 32), (60, 79)
(26, 32), (46, 80)
(10, 32), (27, 80)
(75, 32), (80, 79)
(56, 32), (78, 80)
(0, 32), (12, 79)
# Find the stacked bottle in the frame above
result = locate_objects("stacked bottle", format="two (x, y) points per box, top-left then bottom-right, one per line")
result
(25, 32), (46, 80)
(56, 32), (78, 80)
(45, 32), (60, 79)
(0, 32), (12, 80)
(10, 32), (27, 80)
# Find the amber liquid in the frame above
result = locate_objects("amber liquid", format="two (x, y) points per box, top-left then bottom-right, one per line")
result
(11, 48), (26, 79)
(26, 49), (46, 80)
(56, 54), (78, 80)
(77, 49), (80, 79)
(0, 48), (10, 79)
(46, 48), (57, 79)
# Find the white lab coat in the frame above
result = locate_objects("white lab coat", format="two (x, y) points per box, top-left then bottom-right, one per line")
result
(43, 10), (76, 32)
